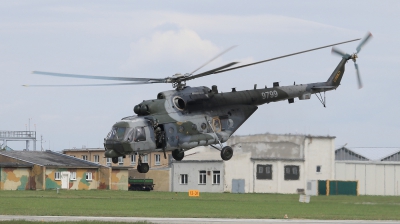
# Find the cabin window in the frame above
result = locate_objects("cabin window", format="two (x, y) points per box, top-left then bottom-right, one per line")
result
(134, 127), (146, 142)
(212, 118), (221, 132)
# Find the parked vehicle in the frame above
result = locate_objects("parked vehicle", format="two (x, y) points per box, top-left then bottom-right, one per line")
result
(128, 178), (154, 191)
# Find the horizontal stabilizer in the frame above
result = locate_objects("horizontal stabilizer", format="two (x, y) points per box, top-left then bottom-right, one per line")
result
(311, 86), (336, 90)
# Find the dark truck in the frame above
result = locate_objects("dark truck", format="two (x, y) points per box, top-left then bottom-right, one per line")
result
(128, 178), (154, 191)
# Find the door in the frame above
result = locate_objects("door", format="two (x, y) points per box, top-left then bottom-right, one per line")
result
(232, 179), (245, 193)
(61, 172), (70, 189)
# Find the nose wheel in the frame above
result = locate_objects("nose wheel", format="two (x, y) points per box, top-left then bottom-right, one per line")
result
(112, 157), (118, 164)
(137, 154), (150, 173)
(172, 149), (185, 161)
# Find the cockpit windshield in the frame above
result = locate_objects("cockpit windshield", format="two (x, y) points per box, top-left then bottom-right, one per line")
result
(106, 127), (128, 140)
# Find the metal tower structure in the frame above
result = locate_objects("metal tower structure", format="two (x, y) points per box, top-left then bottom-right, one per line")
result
(0, 131), (37, 151)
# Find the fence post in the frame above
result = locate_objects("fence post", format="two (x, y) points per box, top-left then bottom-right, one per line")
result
(327, 180), (330, 196)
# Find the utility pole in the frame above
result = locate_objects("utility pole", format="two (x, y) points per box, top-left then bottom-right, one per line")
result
(40, 135), (46, 151)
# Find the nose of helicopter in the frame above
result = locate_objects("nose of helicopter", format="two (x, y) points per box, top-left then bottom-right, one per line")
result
(104, 140), (126, 158)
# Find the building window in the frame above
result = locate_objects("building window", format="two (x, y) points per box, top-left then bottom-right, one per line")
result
(82, 155), (88, 161)
(199, 170), (206, 185)
(118, 156), (124, 166)
(143, 154), (148, 163)
(54, 172), (61, 180)
(155, 154), (160, 165)
(93, 155), (99, 164)
(316, 165), (321, 173)
(256, 164), (272, 180)
(70, 172), (76, 180)
(106, 158), (111, 166)
(180, 174), (188, 185)
(86, 172), (93, 181)
(131, 154), (136, 165)
(213, 171), (220, 184)
(284, 165), (300, 180)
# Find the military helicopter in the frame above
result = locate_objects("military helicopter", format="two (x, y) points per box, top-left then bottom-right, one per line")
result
(26, 33), (372, 173)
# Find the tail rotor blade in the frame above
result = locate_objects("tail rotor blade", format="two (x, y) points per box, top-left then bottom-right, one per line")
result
(356, 32), (373, 53)
(331, 47), (347, 57)
(354, 62), (363, 89)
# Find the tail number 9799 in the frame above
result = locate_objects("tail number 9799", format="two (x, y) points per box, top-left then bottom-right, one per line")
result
(261, 90), (278, 99)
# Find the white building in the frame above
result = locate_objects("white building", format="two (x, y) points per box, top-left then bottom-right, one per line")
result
(170, 133), (336, 194)
(335, 147), (400, 196)
(225, 134), (335, 194)
(170, 147), (224, 193)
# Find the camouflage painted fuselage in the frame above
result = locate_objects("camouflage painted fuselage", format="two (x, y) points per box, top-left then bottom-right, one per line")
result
(104, 57), (349, 158)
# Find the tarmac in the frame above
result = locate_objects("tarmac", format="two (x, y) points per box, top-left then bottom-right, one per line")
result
(0, 215), (399, 224)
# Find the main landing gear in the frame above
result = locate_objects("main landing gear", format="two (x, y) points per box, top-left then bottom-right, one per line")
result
(137, 154), (149, 173)
(220, 146), (233, 161)
(172, 146), (233, 161)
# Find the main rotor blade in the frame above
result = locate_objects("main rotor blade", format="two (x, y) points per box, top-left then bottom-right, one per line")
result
(213, 38), (361, 74)
(32, 71), (166, 82)
(22, 81), (158, 87)
(189, 45), (237, 76)
(356, 32), (373, 53)
(185, 62), (239, 81)
(354, 62), (363, 89)
(331, 47), (347, 57)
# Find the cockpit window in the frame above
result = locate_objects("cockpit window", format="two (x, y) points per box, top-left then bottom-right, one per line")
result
(135, 127), (146, 142)
(106, 127), (127, 140)
(116, 127), (126, 140)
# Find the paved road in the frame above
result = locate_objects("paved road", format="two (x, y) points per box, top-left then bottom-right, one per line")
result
(0, 215), (398, 224)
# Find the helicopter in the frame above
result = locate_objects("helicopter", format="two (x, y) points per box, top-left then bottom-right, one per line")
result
(26, 32), (372, 173)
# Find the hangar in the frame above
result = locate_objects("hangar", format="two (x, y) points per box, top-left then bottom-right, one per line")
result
(335, 147), (400, 196)
(0, 150), (128, 190)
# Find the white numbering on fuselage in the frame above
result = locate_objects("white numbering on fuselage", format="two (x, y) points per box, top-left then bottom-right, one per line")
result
(261, 90), (278, 99)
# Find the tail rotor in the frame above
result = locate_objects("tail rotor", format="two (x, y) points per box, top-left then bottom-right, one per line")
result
(331, 32), (373, 89)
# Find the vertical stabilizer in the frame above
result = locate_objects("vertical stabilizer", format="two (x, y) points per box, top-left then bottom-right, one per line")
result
(326, 57), (349, 87)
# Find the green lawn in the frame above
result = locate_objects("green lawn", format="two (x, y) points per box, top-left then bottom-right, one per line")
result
(0, 190), (399, 220)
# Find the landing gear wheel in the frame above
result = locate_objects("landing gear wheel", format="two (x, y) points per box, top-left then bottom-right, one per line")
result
(172, 149), (185, 161)
(221, 146), (233, 161)
(112, 157), (118, 164)
(140, 163), (149, 173)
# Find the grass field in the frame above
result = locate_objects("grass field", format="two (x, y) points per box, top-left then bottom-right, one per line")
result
(0, 190), (399, 220)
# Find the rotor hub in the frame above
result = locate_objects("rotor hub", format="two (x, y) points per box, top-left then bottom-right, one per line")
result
(351, 53), (358, 62)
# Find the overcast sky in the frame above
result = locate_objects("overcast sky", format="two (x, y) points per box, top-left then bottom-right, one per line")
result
(1, 1), (399, 151)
